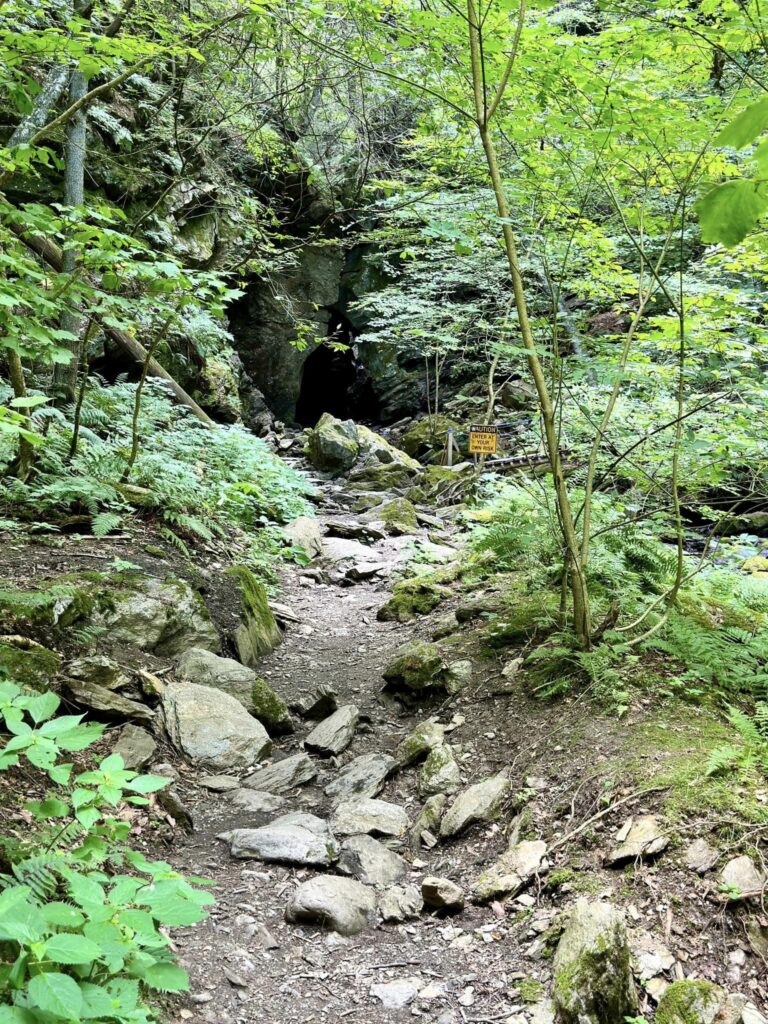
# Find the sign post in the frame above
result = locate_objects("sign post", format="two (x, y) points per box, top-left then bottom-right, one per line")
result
(468, 424), (498, 456)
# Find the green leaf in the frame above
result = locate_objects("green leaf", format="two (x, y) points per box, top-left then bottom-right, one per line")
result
(715, 98), (768, 148)
(695, 180), (768, 246)
(40, 903), (85, 928)
(78, 982), (114, 1019)
(24, 691), (59, 723)
(127, 774), (170, 795)
(141, 961), (190, 992)
(43, 933), (102, 965)
(27, 972), (83, 1020)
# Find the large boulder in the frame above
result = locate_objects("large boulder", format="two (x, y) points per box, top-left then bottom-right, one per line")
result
(0, 641), (60, 692)
(356, 424), (420, 471)
(285, 875), (377, 935)
(162, 680), (271, 770)
(399, 415), (458, 460)
(377, 576), (452, 623)
(284, 516), (323, 560)
(419, 744), (461, 797)
(229, 566), (282, 667)
(175, 647), (292, 733)
(552, 899), (637, 1024)
(395, 718), (446, 767)
(94, 575), (220, 656)
(306, 413), (359, 473)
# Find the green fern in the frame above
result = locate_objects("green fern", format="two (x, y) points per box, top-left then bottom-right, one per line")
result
(92, 510), (122, 537)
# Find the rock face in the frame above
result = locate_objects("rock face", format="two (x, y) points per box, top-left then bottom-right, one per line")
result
(383, 641), (447, 692)
(324, 752), (396, 802)
(112, 724), (157, 770)
(552, 899), (637, 1024)
(304, 705), (359, 756)
(473, 839), (548, 901)
(419, 744), (461, 797)
(162, 680), (271, 770)
(285, 875), (377, 935)
(422, 876), (465, 913)
(338, 835), (407, 887)
(307, 413), (359, 473)
(440, 774), (511, 838)
(243, 752), (317, 793)
(94, 575), (220, 656)
(605, 815), (669, 865)
(220, 813), (339, 866)
(331, 798), (409, 837)
(231, 567), (282, 667)
(284, 516), (324, 560)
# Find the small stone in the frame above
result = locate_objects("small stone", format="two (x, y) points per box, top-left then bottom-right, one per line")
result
(242, 752), (317, 793)
(605, 815), (669, 866)
(502, 657), (524, 679)
(419, 743), (461, 798)
(325, 752), (396, 802)
(67, 655), (130, 691)
(370, 977), (422, 1009)
(290, 684), (338, 719)
(630, 928), (675, 979)
(304, 705), (359, 756)
(684, 838), (720, 875)
(410, 794), (447, 851)
(719, 855), (766, 900)
(440, 773), (511, 838)
(200, 774), (240, 792)
(395, 718), (446, 767)
(444, 659), (472, 694)
(219, 812), (339, 866)
(338, 834), (408, 887)
(229, 789), (285, 814)
(112, 724), (157, 770)
(331, 798), (408, 837)
(379, 884), (424, 922)
(655, 980), (725, 1024)
(422, 876), (465, 913)
(285, 875), (377, 935)
(473, 840), (548, 901)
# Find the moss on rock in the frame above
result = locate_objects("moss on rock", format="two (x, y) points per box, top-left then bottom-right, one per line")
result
(377, 576), (452, 623)
(229, 565), (282, 667)
(374, 497), (419, 536)
(656, 981), (725, 1024)
(383, 640), (446, 692)
(251, 675), (294, 734)
(0, 642), (61, 691)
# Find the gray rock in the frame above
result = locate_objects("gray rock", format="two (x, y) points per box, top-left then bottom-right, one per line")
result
(285, 875), (377, 935)
(606, 815), (669, 865)
(66, 679), (154, 723)
(229, 789), (285, 814)
(94, 575), (219, 656)
(422, 876), (465, 913)
(719, 855), (766, 899)
(321, 537), (374, 564)
(378, 884), (424, 923)
(684, 838), (720, 875)
(473, 839), (548, 901)
(242, 752), (317, 793)
(199, 774), (240, 792)
(395, 718), (446, 767)
(232, 569), (282, 668)
(440, 774), (511, 838)
(346, 561), (390, 582)
(284, 516), (323, 560)
(444, 659), (472, 694)
(112, 724), (157, 769)
(290, 685), (338, 719)
(331, 798), (408, 837)
(629, 928), (675, 981)
(304, 705), (359, 757)
(419, 744), (461, 797)
(338, 834), (408, 887)
(410, 794), (447, 851)
(325, 519), (386, 543)
(306, 414), (360, 474)
(162, 681), (271, 771)
(370, 977), (422, 1010)
(553, 899), (637, 1024)
(67, 655), (130, 691)
(176, 647), (257, 708)
(156, 787), (194, 831)
(220, 812), (339, 866)
(325, 752), (396, 802)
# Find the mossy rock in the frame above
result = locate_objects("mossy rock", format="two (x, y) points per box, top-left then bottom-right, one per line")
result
(306, 413), (359, 474)
(552, 899), (637, 1024)
(374, 497), (419, 536)
(251, 675), (294, 735)
(383, 640), (446, 692)
(400, 415), (459, 460)
(229, 566), (282, 667)
(377, 577), (452, 623)
(656, 981), (725, 1024)
(348, 462), (416, 492)
(0, 642), (61, 692)
(0, 578), (95, 636)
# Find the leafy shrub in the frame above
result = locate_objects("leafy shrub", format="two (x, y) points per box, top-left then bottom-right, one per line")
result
(0, 679), (212, 1022)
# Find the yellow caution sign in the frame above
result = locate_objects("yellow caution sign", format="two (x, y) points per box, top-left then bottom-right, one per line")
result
(468, 424), (498, 455)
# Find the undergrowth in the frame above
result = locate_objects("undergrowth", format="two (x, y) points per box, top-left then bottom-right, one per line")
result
(0, 379), (313, 578)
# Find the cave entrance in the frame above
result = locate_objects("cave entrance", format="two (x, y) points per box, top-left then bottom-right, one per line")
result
(295, 315), (380, 426)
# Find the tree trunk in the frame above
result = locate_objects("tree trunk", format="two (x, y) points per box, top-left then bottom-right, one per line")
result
(6, 351), (34, 480)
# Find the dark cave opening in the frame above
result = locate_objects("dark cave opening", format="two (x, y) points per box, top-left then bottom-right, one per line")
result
(295, 313), (381, 426)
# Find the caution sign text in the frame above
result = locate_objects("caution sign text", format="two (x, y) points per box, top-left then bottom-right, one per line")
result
(468, 424), (498, 455)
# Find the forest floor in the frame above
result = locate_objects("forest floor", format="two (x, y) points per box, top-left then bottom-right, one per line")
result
(3, 457), (767, 1024)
